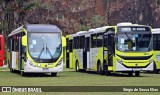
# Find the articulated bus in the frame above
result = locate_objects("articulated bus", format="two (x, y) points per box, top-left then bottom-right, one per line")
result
(7, 24), (66, 76)
(0, 35), (5, 67)
(152, 28), (160, 73)
(66, 23), (153, 76)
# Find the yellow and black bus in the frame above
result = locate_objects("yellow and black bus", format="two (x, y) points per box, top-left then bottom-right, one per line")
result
(152, 28), (160, 73)
(7, 24), (66, 76)
(66, 23), (153, 76)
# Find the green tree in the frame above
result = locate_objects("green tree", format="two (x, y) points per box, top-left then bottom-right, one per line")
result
(90, 15), (104, 28)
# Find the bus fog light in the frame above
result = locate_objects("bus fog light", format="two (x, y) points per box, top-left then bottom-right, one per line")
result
(149, 60), (153, 63)
(117, 59), (122, 64)
(38, 64), (40, 67)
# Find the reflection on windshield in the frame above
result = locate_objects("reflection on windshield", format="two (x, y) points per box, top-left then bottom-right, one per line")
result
(28, 33), (61, 62)
(117, 33), (152, 52)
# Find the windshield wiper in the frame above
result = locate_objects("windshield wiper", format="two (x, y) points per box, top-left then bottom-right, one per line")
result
(124, 32), (131, 40)
(37, 43), (45, 61)
(46, 43), (54, 59)
(147, 38), (152, 51)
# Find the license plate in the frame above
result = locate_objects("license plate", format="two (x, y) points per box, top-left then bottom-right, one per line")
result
(42, 68), (49, 71)
(133, 68), (141, 71)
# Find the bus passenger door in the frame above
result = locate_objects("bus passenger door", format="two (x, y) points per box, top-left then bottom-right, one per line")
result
(103, 29), (115, 70)
(108, 33), (114, 66)
(83, 37), (90, 69)
(19, 36), (22, 70)
(66, 38), (70, 68)
(69, 40), (73, 69)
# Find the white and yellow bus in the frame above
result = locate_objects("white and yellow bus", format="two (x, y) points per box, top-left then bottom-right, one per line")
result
(152, 28), (160, 73)
(66, 23), (153, 76)
(7, 24), (66, 76)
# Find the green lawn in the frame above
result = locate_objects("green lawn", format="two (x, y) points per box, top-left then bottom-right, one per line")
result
(0, 67), (160, 95)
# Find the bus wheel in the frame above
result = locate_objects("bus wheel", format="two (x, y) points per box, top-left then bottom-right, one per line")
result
(128, 72), (133, 76)
(10, 68), (14, 73)
(75, 61), (80, 72)
(153, 63), (159, 74)
(21, 71), (25, 76)
(51, 73), (57, 77)
(135, 71), (140, 77)
(97, 62), (103, 75)
(106, 71), (111, 76)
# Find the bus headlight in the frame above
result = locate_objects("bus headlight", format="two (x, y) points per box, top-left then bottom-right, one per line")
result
(117, 59), (122, 64)
(56, 59), (63, 66)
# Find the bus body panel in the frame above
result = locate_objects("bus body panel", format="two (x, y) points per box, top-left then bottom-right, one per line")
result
(153, 51), (160, 69)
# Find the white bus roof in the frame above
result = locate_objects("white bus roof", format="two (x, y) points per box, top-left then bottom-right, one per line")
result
(152, 28), (160, 34)
(76, 31), (87, 34)
(117, 22), (132, 26)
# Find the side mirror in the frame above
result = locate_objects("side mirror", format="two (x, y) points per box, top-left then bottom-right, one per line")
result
(114, 36), (118, 42)
(22, 35), (27, 46)
(62, 36), (66, 47)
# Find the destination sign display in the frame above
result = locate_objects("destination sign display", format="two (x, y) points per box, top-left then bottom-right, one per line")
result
(118, 26), (150, 32)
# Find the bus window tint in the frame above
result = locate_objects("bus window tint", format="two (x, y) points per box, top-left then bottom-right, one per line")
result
(97, 33), (103, 47)
(91, 34), (97, 48)
(80, 36), (85, 49)
(28, 33), (61, 61)
(153, 34), (160, 50)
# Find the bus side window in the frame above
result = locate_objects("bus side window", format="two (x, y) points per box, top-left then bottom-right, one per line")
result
(11, 38), (14, 51)
(91, 34), (97, 48)
(97, 33), (103, 47)
(153, 34), (160, 50)
(66, 38), (69, 50)
(80, 36), (85, 49)
(15, 37), (19, 51)
(69, 40), (73, 52)
(75, 37), (80, 49)
(103, 35), (108, 48)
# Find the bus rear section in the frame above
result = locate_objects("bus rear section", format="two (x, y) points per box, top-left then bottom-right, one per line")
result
(0, 35), (4, 67)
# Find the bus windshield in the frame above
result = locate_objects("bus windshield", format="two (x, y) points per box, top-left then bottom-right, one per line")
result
(28, 32), (61, 62)
(116, 32), (152, 52)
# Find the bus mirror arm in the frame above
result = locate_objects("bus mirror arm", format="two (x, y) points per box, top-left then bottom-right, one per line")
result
(22, 53), (27, 62)
(114, 36), (118, 42)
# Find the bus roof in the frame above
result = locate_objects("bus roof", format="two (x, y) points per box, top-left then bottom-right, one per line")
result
(152, 28), (160, 34)
(25, 24), (61, 33)
(8, 24), (61, 37)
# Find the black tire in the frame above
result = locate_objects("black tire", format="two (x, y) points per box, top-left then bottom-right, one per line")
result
(106, 71), (111, 76)
(135, 71), (140, 77)
(75, 61), (80, 72)
(153, 63), (159, 74)
(21, 71), (25, 76)
(128, 71), (133, 76)
(51, 73), (57, 77)
(10, 68), (14, 73)
(97, 62), (104, 75)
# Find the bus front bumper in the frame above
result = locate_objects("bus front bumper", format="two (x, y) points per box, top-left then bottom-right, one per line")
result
(116, 61), (154, 71)
(24, 59), (63, 73)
